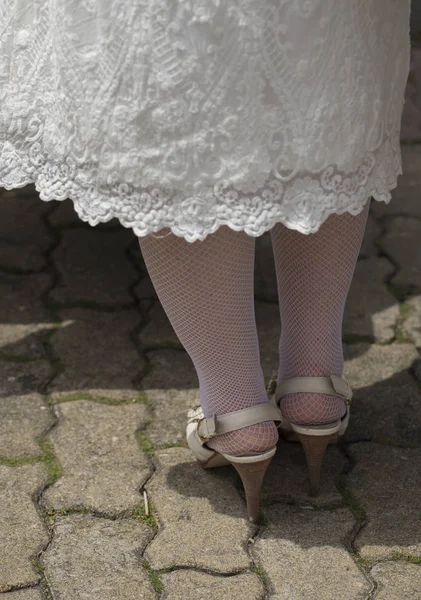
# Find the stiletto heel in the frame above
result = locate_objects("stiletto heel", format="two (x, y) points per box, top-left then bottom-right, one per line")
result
(186, 404), (281, 521)
(298, 433), (337, 496)
(271, 374), (352, 495)
(231, 457), (273, 522)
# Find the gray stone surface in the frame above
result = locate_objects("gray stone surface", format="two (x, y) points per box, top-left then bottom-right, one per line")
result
(0, 360), (52, 397)
(0, 394), (53, 457)
(50, 229), (137, 305)
(252, 505), (370, 600)
(48, 198), (84, 228)
(49, 308), (145, 399)
(344, 257), (399, 342)
(0, 191), (52, 271)
(359, 214), (381, 258)
(138, 302), (182, 349)
(41, 514), (155, 600)
(255, 301), (281, 382)
(343, 343), (421, 446)
(48, 198), (122, 229)
(371, 561), (421, 599)
(262, 440), (345, 506)
(379, 217), (421, 291)
(255, 232), (277, 303)
(142, 349), (198, 446)
(145, 448), (253, 573)
(0, 464), (49, 591)
(372, 145), (421, 218)
(162, 571), (265, 600)
(43, 400), (152, 514)
(404, 295), (421, 347)
(2, 590), (43, 600)
(0, 273), (53, 358)
(350, 443), (421, 559)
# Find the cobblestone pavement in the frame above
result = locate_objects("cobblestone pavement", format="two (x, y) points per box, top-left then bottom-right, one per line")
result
(0, 144), (421, 599)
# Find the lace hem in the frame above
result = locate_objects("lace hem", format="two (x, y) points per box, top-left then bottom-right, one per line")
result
(0, 137), (401, 242)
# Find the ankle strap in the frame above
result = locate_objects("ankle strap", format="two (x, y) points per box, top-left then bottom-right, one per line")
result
(275, 375), (352, 404)
(195, 403), (281, 441)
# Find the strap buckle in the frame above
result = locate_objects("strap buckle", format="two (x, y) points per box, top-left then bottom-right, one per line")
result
(197, 415), (217, 441)
(330, 374), (352, 404)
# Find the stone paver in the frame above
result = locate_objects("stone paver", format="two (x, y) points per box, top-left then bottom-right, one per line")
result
(162, 571), (265, 600)
(252, 505), (370, 600)
(255, 301), (281, 381)
(0, 360), (52, 397)
(138, 302), (182, 349)
(343, 343), (421, 446)
(380, 217), (421, 291)
(0, 273), (53, 358)
(48, 198), (121, 229)
(372, 145), (421, 218)
(360, 214), (381, 258)
(49, 308), (145, 399)
(2, 590), (43, 600)
(0, 394), (53, 458)
(142, 349), (198, 446)
(41, 514), (155, 600)
(263, 441), (345, 506)
(50, 229), (137, 305)
(255, 232), (277, 303)
(0, 464), (49, 591)
(404, 295), (421, 347)
(0, 191), (53, 271)
(344, 257), (399, 342)
(350, 443), (421, 559)
(371, 561), (421, 599)
(43, 400), (152, 514)
(145, 448), (253, 573)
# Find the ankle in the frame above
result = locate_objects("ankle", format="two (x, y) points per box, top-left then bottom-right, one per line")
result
(280, 392), (346, 426)
(207, 421), (279, 456)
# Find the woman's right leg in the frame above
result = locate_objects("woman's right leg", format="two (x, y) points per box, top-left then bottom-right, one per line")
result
(139, 225), (278, 457)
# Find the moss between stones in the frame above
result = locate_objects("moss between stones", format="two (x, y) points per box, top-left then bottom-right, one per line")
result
(390, 551), (421, 564)
(49, 392), (149, 406)
(354, 554), (373, 571)
(0, 352), (38, 362)
(137, 431), (155, 457)
(251, 564), (270, 592)
(0, 455), (43, 467)
(31, 557), (54, 600)
(37, 438), (63, 486)
(335, 475), (366, 523)
(142, 560), (164, 594)
(131, 499), (159, 531)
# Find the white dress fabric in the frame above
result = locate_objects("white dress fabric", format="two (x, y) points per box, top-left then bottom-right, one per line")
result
(0, 1), (411, 242)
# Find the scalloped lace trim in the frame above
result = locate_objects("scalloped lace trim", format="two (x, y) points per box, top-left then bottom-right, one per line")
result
(0, 136), (401, 242)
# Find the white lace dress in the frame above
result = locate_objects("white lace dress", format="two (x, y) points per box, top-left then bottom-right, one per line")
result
(0, 1), (411, 242)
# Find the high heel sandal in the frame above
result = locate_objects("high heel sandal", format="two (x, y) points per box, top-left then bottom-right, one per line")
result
(270, 374), (352, 496)
(186, 404), (281, 522)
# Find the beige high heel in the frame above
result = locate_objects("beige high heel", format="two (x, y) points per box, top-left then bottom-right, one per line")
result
(186, 404), (281, 522)
(271, 374), (352, 496)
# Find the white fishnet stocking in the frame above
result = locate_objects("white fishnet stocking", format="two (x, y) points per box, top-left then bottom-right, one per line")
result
(139, 226), (279, 456)
(270, 202), (370, 425)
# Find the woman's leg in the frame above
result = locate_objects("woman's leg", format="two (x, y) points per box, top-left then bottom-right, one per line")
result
(139, 226), (278, 455)
(270, 202), (370, 424)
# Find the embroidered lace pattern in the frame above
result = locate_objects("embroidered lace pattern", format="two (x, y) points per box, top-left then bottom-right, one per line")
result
(0, 0), (411, 241)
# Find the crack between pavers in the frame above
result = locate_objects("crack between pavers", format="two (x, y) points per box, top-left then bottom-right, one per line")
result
(336, 442), (378, 599)
(0, 582), (43, 595)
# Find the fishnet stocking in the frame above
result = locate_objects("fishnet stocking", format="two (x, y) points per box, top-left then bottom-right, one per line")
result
(139, 226), (279, 456)
(270, 202), (370, 425)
